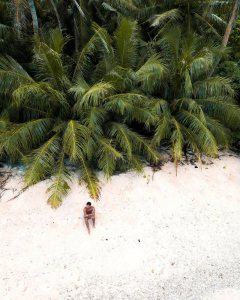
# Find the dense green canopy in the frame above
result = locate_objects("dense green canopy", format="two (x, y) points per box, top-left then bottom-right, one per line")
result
(0, 0), (240, 207)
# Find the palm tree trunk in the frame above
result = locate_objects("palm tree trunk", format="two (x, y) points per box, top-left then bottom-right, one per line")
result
(222, 0), (239, 47)
(210, 0), (239, 76)
(72, 0), (85, 18)
(28, 0), (38, 35)
(50, 0), (62, 31)
(74, 15), (79, 52)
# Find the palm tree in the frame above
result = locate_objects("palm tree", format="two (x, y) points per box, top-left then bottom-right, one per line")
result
(0, 21), (160, 208)
(149, 25), (240, 167)
(150, 0), (232, 39)
(102, 0), (228, 40)
(1, 3), (240, 208)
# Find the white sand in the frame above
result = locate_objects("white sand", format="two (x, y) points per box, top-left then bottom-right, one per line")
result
(0, 153), (240, 300)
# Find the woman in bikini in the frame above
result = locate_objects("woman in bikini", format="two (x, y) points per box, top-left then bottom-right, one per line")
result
(83, 202), (95, 234)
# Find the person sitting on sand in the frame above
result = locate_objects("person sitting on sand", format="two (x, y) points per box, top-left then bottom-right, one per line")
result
(84, 202), (95, 234)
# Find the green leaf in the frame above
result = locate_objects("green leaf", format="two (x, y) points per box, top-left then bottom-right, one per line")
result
(136, 54), (167, 93)
(97, 138), (123, 178)
(79, 157), (101, 199)
(151, 8), (181, 27)
(0, 118), (53, 162)
(24, 134), (61, 186)
(47, 149), (71, 208)
(63, 120), (90, 161)
(73, 82), (114, 111)
(0, 56), (34, 94)
(115, 18), (138, 69)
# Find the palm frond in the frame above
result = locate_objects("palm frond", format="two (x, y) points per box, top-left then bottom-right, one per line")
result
(190, 47), (213, 79)
(92, 22), (114, 57)
(105, 0), (139, 17)
(12, 82), (68, 109)
(198, 98), (240, 129)
(150, 98), (170, 116)
(104, 93), (154, 123)
(47, 28), (71, 54)
(152, 115), (172, 146)
(171, 119), (184, 167)
(34, 41), (69, 89)
(73, 82), (114, 111)
(79, 157), (101, 199)
(24, 134), (61, 186)
(129, 131), (160, 164)
(151, 8), (181, 27)
(183, 70), (193, 97)
(205, 116), (229, 147)
(172, 98), (206, 124)
(97, 138), (123, 178)
(158, 25), (181, 64)
(0, 55), (33, 94)
(47, 149), (71, 208)
(102, 66), (136, 91)
(82, 107), (106, 135)
(107, 122), (134, 159)
(69, 78), (90, 101)
(193, 76), (234, 98)
(176, 110), (218, 155)
(0, 118), (53, 162)
(63, 120), (90, 161)
(194, 12), (222, 38)
(129, 155), (144, 172)
(114, 18), (138, 69)
(72, 24), (111, 81)
(136, 54), (167, 93)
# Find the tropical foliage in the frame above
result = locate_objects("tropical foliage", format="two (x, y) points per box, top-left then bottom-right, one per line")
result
(0, 0), (240, 207)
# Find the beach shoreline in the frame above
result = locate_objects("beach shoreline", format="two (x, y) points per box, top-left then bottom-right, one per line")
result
(1, 152), (240, 300)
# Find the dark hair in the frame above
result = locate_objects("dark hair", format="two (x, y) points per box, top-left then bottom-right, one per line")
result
(86, 202), (91, 206)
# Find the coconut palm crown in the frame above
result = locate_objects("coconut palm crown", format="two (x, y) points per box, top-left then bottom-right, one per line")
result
(0, 14), (240, 208)
(0, 19), (161, 207)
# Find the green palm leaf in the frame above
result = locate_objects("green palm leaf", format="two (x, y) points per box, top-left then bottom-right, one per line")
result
(193, 76), (234, 98)
(97, 138), (123, 178)
(114, 18), (138, 69)
(104, 93), (154, 123)
(72, 24), (111, 81)
(12, 82), (68, 109)
(107, 122), (134, 159)
(136, 54), (167, 92)
(34, 42), (69, 89)
(198, 98), (240, 129)
(205, 116), (229, 147)
(0, 118), (53, 162)
(0, 56), (34, 94)
(171, 119), (184, 167)
(47, 149), (71, 208)
(63, 120), (90, 161)
(151, 8), (181, 27)
(82, 107), (106, 135)
(24, 134), (61, 186)
(152, 115), (172, 146)
(129, 131), (160, 164)
(176, 110), (218, 155)
(73, 82), (114, 110)
(79, 157), (101, 199)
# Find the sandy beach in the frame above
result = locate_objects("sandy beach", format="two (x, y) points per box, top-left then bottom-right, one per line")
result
(1, 153), (240, 300)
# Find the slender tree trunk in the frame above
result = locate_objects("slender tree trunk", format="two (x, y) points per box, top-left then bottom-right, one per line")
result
(73, 0), (89, 52)
(50, 0), (62, 31)
(209, 0), (239, 76)
(74, 15), (79, 52)
(72, 0), (85, 18)
(28, 0), (38, 35)
(222, 0), (239, 47)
